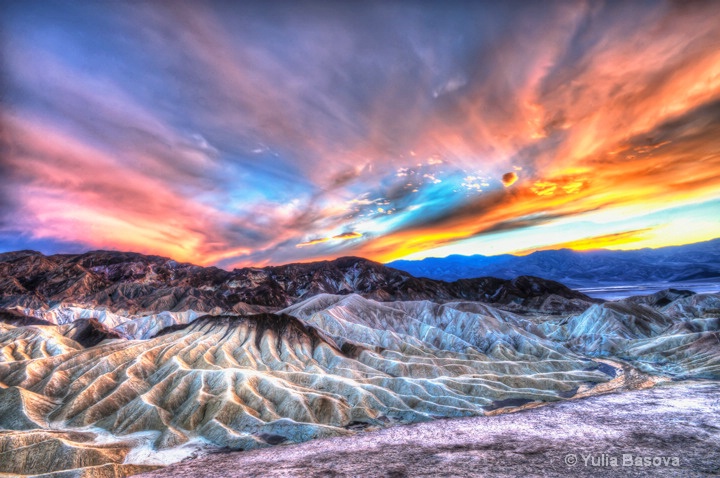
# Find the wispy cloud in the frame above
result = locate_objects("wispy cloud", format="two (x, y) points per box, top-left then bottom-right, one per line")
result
(297, 231), (363, 248)
(514, 228), (658, 255)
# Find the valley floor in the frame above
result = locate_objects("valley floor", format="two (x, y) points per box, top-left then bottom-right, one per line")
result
(576, 281), (720, 300)
(137, 381), (720, 478)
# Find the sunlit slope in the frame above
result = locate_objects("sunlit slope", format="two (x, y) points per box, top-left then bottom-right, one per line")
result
(0, 305), (615, 477)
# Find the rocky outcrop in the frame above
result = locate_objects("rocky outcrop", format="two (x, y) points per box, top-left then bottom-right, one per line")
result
(0, 251), (597, 316)
(540, 292), (720, 379)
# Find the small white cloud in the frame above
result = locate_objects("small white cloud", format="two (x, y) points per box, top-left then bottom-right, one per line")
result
(432, 74), (468, 98)
(423, 173), (442, 184)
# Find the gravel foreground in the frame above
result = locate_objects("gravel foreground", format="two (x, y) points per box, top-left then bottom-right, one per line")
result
(137, 381), (720, 478)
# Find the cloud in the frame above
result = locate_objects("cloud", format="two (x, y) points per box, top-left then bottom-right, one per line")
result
(0, 114), (297, 265)
(530, 181), (557, 196)
(515, 228), (657, 255)
(296, 237), (330, 248)
(530, 177), (587, 197)
(2, 1), (720, 265)
(501, 172), (519, 187)
(333, 231), (363, 240)
(297, 231), (362, 248)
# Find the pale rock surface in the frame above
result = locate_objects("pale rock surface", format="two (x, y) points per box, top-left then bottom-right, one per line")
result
(136, 381), (720, 478)
(0, 250), (718, 477)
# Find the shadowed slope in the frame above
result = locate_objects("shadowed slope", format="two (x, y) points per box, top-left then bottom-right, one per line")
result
(0, 251), (596, 318)
(540, 293), (720, 379)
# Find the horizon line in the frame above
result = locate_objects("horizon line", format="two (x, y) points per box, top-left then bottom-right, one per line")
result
(2, 236), (718, 271)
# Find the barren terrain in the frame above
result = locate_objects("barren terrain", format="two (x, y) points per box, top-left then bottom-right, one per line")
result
(138, 381), (720, 478)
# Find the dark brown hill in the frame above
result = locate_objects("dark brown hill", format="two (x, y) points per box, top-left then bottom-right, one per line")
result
(0, 251), (596, 314)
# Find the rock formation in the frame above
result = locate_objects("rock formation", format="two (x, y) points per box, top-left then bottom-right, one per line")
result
(0, 250), (717, 476)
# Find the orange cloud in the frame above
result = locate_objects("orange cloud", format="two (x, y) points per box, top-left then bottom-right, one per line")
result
(333, 231), (363, 240)
(501, 172), (518, 187)
(530, 181), (557, 196)
(0, 115), (291, 265)
(297, 231), (362, 248)
(353, 108), (720, 263)
(296, 237), (330, 248)
(515, 228), (657, 255)
(530, 177), (587, 196)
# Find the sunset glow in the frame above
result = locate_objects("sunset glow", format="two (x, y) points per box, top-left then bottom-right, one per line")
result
(1, 1), (719, 266)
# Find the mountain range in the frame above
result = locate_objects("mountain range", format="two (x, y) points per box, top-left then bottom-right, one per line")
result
(387, 238), (720, 286)
(0, 250), (595, 320)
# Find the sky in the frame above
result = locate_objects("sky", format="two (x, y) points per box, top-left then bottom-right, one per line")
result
(1, 0), (719, 268)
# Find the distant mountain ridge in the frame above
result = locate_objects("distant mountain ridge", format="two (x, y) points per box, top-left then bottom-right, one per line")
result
(0, 250), (595, 317)
(387, 239), (720, 286)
